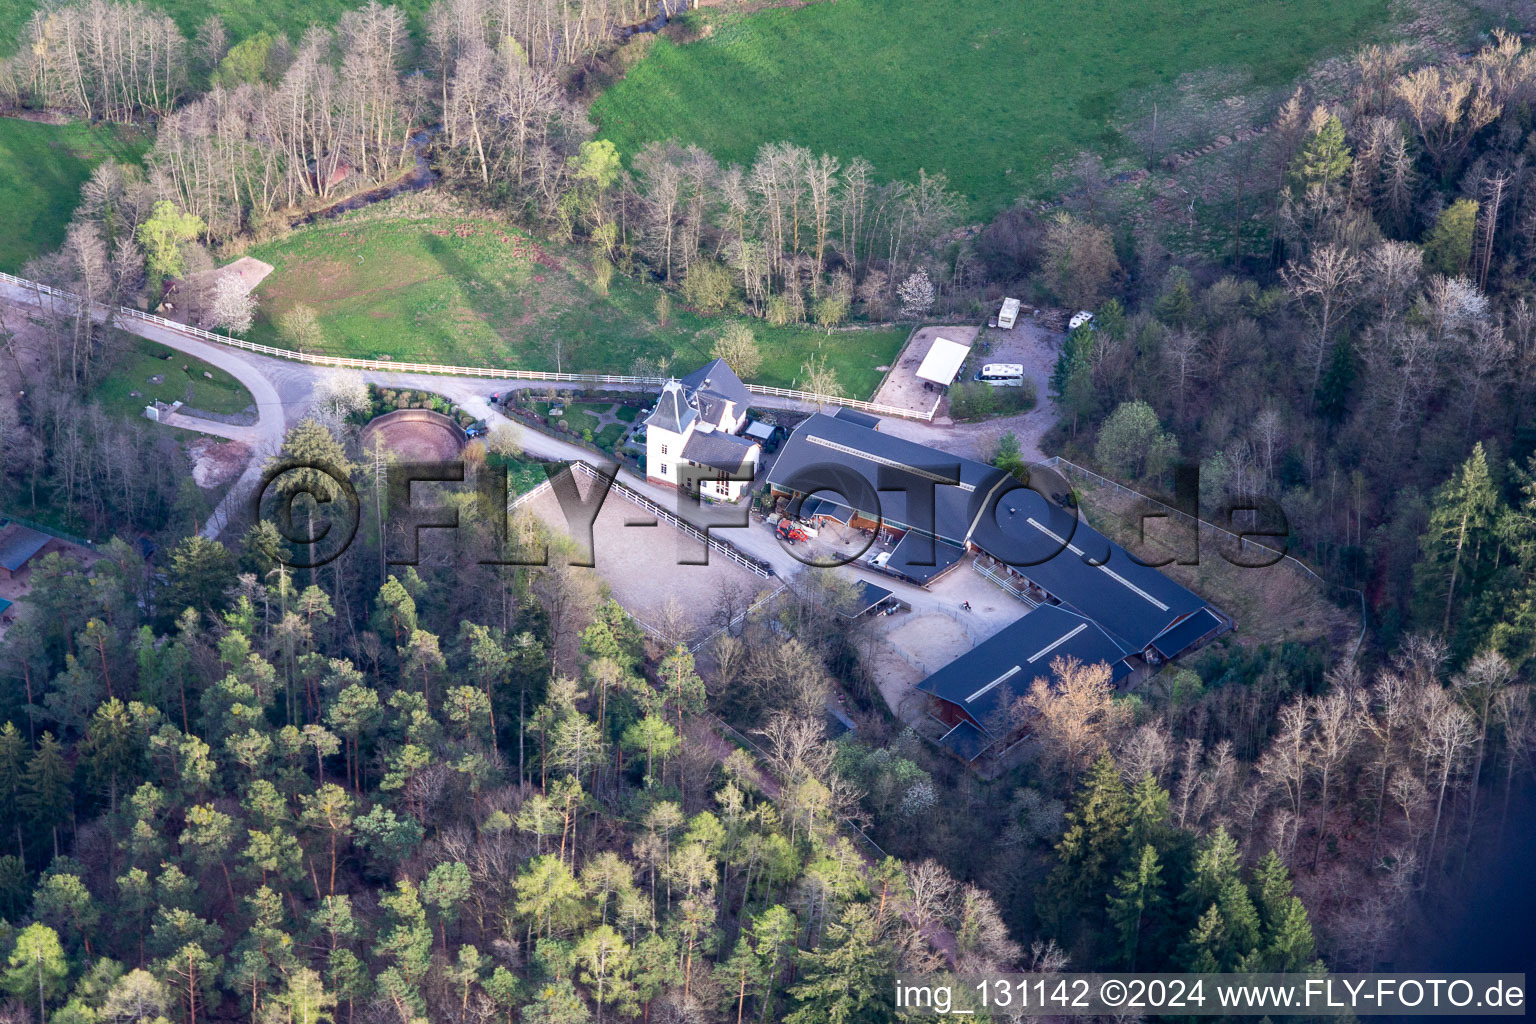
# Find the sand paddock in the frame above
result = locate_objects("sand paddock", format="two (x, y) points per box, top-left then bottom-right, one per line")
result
(361, 410), (466, 461)
(870, 325), (980, 417)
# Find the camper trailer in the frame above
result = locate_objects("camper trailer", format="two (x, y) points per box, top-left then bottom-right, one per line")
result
(998, 297), (1021, 330)
(974, 363), (1026, 386)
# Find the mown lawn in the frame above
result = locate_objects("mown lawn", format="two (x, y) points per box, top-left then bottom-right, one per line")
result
(0, 118), (149, 272)
(245, 212), (908, 397)
(95, 337), (254, 419)
(591, 0), (1391, 215)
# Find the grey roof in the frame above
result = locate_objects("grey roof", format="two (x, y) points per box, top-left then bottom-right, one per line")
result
(851, 580), (893, 615)
(680, 428), (758, 471)
(0, 525), (50, 572)
(887, 533), (964, 585)
(833, 407), (881, 430)
(646, 380), (696, 435)
(917, 604), (1133, 737)
(1150, 607), (1225, 660)
(681, 358), (751, 427)
(768, 413), (1220, 652)
(937, 720), (993, 761)
(742, 419), (776, 442)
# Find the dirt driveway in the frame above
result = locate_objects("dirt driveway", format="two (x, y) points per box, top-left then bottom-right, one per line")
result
(521, 484), (776, 647)
(879, 319), (1062, 463)
(870, 325), (978, 418)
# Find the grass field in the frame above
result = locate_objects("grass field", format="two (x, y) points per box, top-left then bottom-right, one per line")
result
(0, 119), (149, 272)
(246, 209), (909, 397)
(591, 0), (1392, 215)
(96, 337), (254, 419)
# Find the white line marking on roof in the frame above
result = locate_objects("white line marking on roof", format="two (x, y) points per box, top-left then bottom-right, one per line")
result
(966, 664), (1022, 704)
(807, 434), (975, 491)
(1027, 622), (1088, 663)
(1026, 518), (1169, 612)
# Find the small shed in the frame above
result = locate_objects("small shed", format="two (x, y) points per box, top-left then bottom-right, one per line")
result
(742, 420), (776, 444)
(0, 524), (52, 580)
(914, 336), (972, 387)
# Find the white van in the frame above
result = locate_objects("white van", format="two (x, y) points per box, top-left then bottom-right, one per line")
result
(974, 363), (1026, 386)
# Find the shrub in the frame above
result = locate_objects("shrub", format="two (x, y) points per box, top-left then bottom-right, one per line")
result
(682, 259), (734, 312)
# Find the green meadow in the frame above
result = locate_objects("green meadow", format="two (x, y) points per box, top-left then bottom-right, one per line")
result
(246, 211), (908, 397)
(0, 118), (148, 272)
(591, 0), (1392, 214)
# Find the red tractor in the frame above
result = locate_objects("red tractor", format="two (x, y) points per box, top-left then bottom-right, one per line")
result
(776, 520), (808, 544)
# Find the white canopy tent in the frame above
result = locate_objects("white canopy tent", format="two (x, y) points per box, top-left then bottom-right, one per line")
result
(913, 336), (972, 386)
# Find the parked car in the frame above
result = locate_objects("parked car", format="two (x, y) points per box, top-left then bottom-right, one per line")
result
(465, 422), (488, 438)
(867, 551), (892, 569)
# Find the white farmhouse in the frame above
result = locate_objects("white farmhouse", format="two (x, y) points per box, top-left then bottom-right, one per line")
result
(644, 358), (762, 501)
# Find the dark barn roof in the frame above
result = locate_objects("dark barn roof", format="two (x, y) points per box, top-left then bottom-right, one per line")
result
(832, 407), (881, 430)
(917, 604), (1133, 742)
(0, 525), (50, 573)
(967, 487), (1210, 652)
(886, 532), (964, 585)
(765, 413), (1001, 547)
(1149, 606), (1225, 660)
(937, 720), (992, 761)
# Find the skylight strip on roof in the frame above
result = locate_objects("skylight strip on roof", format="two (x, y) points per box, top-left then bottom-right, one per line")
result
(1095, 563), (1169, 611)
(806, 435), (976, 491)
(966, 664), (1022, 704)
(1025, 517), (1085, 557)
(1026, 622), (1089, 663)
(1026, 517), (1168, 611)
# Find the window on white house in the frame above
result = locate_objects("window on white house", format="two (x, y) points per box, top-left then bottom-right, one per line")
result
(660, 464), (668, 476)
(660, 444), (668, 455)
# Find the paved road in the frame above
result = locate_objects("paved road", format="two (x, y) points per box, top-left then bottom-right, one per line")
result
(0, 278), (1057, 564)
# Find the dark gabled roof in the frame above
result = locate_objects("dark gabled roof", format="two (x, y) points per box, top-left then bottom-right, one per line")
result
(1150, 607), (1226, 660)
(0, 525), (50, 572)
(646, 380), (696, 434)
(937, 720), (993, 761)
(765, 413), (1001, 547)
(967, 488), (1209, 652)
(681, 358), (751, 426)
(887, 532), (964, 585)
(917, 604), (1132, 736)
(851, 580), (893, 615)
(767, 413), (1218, 652)
(680, 428), (758, 471)
(801, 496), (853, 524)
(833, 407), (881, 430)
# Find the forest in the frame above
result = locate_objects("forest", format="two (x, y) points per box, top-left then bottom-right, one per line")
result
(0, 0), (1534, 1020)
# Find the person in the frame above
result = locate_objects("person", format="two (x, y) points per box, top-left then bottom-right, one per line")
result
(961, 600), (972, 611)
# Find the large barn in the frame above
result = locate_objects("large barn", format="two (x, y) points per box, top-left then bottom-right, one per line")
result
(766, 411), (1231, 760)
(916, 604), (1134, 761)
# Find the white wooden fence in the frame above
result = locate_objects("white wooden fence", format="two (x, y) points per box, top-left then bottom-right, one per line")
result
(0, 270), (936, 419)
